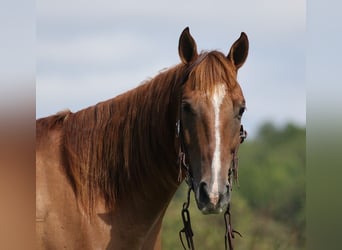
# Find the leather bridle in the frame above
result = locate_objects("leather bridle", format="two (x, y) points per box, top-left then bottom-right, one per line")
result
(175, 60), (247, 249)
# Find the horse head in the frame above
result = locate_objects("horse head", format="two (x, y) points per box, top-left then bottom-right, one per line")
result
(178, 27), (248, 214)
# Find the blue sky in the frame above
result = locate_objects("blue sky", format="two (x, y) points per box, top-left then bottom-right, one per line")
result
(36, 0), (305, 136)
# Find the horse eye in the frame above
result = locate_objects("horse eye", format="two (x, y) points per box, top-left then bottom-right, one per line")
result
(237, 107), (246, 120)
(182, 102), (195, 115)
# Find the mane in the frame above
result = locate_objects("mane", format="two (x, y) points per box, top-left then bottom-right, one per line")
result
(187, 51), (237, 94)
(60, 63), (187, 214)
(43, 51), (238, 215)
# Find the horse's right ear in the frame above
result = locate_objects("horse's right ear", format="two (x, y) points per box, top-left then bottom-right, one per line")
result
(178, 27), (198, 64)
(227, 32), (249, 70)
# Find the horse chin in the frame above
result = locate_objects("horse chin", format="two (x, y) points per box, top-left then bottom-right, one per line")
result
(200, 206), (224, 215)
(196, 200), (229, 215)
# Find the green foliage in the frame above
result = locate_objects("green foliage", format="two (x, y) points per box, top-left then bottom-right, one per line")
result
(162, 122), (305, 249)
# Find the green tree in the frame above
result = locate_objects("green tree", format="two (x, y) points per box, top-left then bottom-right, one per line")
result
(162, 122), (305, 249)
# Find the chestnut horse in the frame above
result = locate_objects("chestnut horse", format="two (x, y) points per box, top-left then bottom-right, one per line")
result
(36, 27), (249, 249)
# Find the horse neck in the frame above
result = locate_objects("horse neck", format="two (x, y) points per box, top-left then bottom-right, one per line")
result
(113, 73), (182, 191)
(102, 70), (183, 228)
(61, 65), (185, 215)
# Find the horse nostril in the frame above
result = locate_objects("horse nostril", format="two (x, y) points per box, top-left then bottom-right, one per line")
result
(198, 181), (210, 205)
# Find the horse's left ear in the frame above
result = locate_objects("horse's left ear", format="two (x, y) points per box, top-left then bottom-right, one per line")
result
(227, 32), (249, 70)
(178, 27), (198, 64)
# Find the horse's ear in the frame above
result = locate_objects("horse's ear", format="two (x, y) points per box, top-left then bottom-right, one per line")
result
(178, 27), (198, 64)
(227, 32), (249, 70)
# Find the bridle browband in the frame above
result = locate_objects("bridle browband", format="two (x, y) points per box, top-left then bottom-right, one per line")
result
(175, 56), (247, 250)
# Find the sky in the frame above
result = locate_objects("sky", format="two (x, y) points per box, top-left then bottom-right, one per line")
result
(36, 0), (306, 137)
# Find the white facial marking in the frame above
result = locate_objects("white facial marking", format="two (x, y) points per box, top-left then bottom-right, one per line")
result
(210, 84), (226, 199)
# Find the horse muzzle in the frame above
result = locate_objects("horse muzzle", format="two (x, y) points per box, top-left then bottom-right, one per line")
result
(195, 181), (231, 214)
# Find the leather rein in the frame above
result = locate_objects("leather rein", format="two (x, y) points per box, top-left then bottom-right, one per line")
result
(175, 59), (247, 249)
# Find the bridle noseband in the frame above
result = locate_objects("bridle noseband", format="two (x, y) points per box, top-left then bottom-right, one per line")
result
(175, 59), (247, 249)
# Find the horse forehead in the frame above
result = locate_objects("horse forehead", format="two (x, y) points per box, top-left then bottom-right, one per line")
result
(184, 83), (232, 112)
(203, 84), (228, 111)
(210, 84), (227, 102)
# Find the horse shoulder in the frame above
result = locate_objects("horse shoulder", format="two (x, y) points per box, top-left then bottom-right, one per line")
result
(36, 115), (113, 249)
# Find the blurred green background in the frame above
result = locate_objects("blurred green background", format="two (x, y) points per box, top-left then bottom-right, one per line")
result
(162, 122), (305, 250)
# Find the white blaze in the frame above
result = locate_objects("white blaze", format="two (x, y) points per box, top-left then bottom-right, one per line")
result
(210, 84), (226, 198)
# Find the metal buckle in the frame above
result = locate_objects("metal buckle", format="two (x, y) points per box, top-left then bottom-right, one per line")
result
(240, 125), (247, 143)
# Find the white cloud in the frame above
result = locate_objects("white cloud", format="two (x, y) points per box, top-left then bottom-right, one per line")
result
(37, 0), (305, 33)
(36, 0), (306, 131)
(38, 32), (163, 66)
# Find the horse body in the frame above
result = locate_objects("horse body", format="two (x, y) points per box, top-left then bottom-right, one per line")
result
(36, 81), (181, 249)
(36, 27), (249, 249)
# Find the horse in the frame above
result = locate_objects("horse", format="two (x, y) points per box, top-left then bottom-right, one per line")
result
(36, 27), (249, 250)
